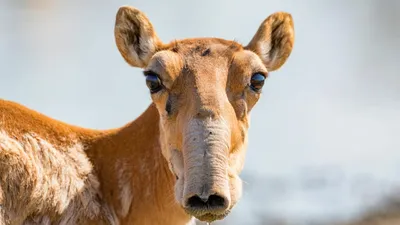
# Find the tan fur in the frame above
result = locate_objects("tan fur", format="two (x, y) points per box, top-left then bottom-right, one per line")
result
(0, 130), (106, 225)
(0, 5), (294, 224)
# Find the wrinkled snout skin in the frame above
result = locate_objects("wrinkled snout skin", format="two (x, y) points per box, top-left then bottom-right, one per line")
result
(183, 118), (231, 205)
(181, 117), (240, 217)
(165, 108), (247, 222)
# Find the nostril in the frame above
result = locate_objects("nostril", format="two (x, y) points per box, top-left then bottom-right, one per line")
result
(208, 194), (226, 208)
(187, 195), (207, 208)
(186, 194), (227, 209)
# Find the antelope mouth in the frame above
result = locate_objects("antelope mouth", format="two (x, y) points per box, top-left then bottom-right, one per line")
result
(184, 208), (231, 222)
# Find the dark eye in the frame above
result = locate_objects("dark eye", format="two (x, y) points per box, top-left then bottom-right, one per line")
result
(145, 73), (163, 93)
(250, 73), (266, 92)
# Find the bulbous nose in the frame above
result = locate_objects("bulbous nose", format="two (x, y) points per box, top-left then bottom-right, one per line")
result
(184, 192), (230, 214)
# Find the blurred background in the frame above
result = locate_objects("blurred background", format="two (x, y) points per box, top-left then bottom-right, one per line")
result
(1, 0), (399, 224)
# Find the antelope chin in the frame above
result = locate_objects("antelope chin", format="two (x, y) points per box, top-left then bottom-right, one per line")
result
(196, 213), (229, 222)
(184, 208), (231, 222)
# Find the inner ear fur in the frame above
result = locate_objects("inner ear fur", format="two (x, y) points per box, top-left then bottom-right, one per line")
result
(245, 12), (295, 71)
(114, 6), (163, 68)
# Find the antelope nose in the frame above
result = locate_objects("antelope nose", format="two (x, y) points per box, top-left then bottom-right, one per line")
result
(185, 193), (230, 213)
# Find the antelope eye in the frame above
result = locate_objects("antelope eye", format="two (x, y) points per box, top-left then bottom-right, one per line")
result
(145, 73), (163, 93)
(250, 73), (266, 92)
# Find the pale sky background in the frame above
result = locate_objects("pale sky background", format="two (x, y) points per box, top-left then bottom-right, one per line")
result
(0, 1), (399, 224)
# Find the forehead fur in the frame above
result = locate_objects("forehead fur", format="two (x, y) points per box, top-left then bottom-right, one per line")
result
(163, 38), (243, 56)
(147, 38), (245, 90)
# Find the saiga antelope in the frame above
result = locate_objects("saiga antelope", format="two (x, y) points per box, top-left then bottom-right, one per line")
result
(0, 5), (294, 225)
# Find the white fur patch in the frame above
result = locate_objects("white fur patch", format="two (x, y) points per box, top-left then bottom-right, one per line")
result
(185, 217), (197, 225)
(115, 159), (133, 218)
(258, 41), (277, 68)
(128, 38), (156, 67)
(0, 130), (115, 224)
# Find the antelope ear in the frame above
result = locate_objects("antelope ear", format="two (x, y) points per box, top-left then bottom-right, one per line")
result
(114, 6), (163, 68)
(245, 12), (295, 71)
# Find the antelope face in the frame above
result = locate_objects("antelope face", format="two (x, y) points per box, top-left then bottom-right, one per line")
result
(114, 6), (294, 222)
